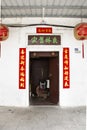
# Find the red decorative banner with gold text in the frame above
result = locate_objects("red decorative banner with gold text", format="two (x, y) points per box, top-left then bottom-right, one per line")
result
(63, 48), (70, 88)
(19, 48), (26, 89)
(36, 27), (52, 33)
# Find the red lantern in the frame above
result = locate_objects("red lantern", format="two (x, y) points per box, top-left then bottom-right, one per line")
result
(0, 24), (9, 41)
(74, 23), (87, 40)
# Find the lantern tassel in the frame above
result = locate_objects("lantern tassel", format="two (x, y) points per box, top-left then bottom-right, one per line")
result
(82, 42), (84, 58)
(0, 43), (1, 57)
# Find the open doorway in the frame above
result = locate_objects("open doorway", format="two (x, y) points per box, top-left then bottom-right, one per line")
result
(29, 52), (59, 105)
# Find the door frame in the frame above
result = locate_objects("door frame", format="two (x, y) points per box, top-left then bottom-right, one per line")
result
(28, 51), (60, 106)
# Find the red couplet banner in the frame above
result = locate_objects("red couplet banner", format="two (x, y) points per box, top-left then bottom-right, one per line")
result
(19, 48), (26, 89)
(63, 48), (70, 88)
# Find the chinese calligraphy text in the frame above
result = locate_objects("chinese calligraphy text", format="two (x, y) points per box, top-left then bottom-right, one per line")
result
(28, 35), (61, 45)
(36, 27), (52, 33)
(19, 48), (26, 89)
(63, 48), (70, 88)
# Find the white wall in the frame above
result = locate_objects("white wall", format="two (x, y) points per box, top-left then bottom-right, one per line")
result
(0, 17), (87, 107)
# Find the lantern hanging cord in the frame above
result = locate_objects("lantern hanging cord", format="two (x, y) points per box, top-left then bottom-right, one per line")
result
(42, 8), (45, 20)
(41, 7), (46, 24)
(81, 6), (83, 23)
(6, 23), (74, 28)
(80, 0), (85, 23)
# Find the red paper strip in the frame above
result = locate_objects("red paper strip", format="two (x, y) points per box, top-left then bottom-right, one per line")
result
(19, 48), (26, 89)
(63, 48), (70, 88)
(36, 27), (52, 33)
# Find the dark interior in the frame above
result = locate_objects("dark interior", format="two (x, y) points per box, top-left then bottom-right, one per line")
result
(29, 52), (59, 105)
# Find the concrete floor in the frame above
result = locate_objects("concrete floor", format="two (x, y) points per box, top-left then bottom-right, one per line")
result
(0, 106), (86, 130)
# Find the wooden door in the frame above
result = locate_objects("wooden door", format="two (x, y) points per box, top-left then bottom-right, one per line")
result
(30, 58), (49, 95)
(49, 55), (59, 104)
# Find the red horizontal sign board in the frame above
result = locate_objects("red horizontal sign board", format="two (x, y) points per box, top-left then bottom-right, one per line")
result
(36, 27), (52, 33)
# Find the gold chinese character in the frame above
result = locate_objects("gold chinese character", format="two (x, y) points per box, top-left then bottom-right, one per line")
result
(20, 55), (25, 60)
(64, 48), (69, 54)
(20, 66), (25, 71)
(64, 76), (69, 81)
(64, 60), (69, 65)
(42, 29), (45, 32)
(64, 71), (69, 75)
(20, 60), (25, 65)
(20, 72), (25, 77)
(48, 29), (51, 32)
(20, 77), (25, 82)
(64, 81), (69, 87)
(64, 54), (69, 59)
(20, 83), (24, 88)
(20, 49), (25, 55)
(38, 29), (41, 32)
(64, 66), (68, 70)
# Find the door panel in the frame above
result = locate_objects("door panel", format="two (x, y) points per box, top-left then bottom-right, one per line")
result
(30, 58), (49, 95)
(49, 56), (59, 104)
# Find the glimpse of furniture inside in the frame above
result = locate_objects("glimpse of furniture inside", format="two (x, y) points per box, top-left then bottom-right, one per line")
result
(36, 79), (49, 99)
(29, 79), (55, 105)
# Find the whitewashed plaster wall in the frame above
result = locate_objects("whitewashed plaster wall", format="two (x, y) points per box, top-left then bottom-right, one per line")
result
(0, 18), (87, 107)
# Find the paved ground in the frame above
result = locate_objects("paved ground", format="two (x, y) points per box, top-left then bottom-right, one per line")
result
(0, 106), (86, 130)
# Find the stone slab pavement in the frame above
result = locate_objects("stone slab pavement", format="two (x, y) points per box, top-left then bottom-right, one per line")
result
(0, 106), (86, 130)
